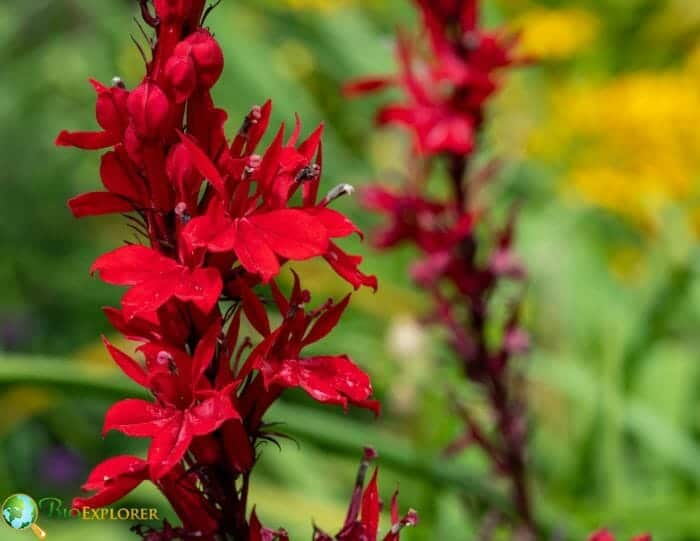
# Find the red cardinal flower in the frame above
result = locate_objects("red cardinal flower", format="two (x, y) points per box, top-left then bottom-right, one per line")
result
(348, 0), (533, 537)
(59, 1), (406, 539)
(56, 78), (129, 150)
(91, 245), (222, 321)
(242, 275), (380, 415)
(103, 325), (240, 479)
(69, 146), (150, 218)
(181, 198), (329, 282)
(345, 1), (520, 157)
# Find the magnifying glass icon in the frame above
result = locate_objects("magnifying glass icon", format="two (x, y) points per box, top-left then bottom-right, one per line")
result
(2, 494), (47, 539)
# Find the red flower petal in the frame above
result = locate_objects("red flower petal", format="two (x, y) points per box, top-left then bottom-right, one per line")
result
(103, 307), (159, 342)
(103, 399), (177, 437)
(180, 202), (236, 254)
(240, 281), (271, 337)
(298, 123), (324, 161)
(247, 209), (329, 260)
(263, 355), (377, 413)
(100, 149), (148, 202)
(232, 218), (280, 282)
(186, 392), (240, 437)
(343, 76), (395, 96)
(177, 131), (226, 196)
(246, 100), (272, 155)
(55, 129), (118, 149)
(148, 412), (190, 479)
(121, 275), (178, 320)
(102, 336), (149, 387)
(191, 322), (221, 380)
(173, 267), (222, 314)
(73, 455), (148, 509)
(324, 242), (378, 291)
(68, 191), (133, 218)
(303, 294), (350, 346)
(390, 490), (399, 525)
(307, 207), (362, 239)
(361, 468), (380, 540)
(91, 245), (179, 285)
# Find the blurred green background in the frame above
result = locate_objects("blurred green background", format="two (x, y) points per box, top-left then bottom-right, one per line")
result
(3, 0), (700, 539)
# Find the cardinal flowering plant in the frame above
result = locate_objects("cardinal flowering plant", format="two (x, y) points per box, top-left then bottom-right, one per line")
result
(57, 1), (415, 539)
(346, 0), (534, 537)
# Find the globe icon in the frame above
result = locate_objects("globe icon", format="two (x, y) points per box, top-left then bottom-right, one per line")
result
(2, 494), (38, 530)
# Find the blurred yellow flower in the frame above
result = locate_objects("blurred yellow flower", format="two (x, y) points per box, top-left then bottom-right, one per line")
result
(282, 0), (348, 10)
(609, 246), (646, 283)
(512, 8), (599, 60)
(272, 39), (316, 80)
(530, 56), (700, 231)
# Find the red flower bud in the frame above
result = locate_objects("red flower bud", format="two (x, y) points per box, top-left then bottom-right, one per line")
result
(123, 125), (144, 166)
(166, 142), (202, 202)
(127, 81), (171, 139)
(91, 79), (129, 136)
(184, 30), (224, 89)
(164, 46), (197, 103)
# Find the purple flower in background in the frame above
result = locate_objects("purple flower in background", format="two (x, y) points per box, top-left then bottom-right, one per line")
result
(0, 311), (34, 351)
(38, 446), (86, 487)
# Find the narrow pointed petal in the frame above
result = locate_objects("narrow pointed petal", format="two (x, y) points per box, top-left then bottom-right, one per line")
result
(102, 336), (149, 387)
(55, 129), (118, 149)
(73, 456), (148, 509)
(192, 322), (221, 380)
(177, 131), (226, 196)
(68, 192), (133, 218)
(324, 243), (378, 291)
(361, 468), (380, 540)
(240, 281), (271, 337)
(303, 294), (351, 346)
(343, 76), (395, 96)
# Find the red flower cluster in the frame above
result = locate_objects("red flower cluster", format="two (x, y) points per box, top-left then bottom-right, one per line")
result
(345, 0), (520, 156)
(312, 448), (418, 541)
(246, 448), (418, 541)
(589, 530), (652, 541)
(58, 1), (409, 539)
(347, 0), (533, 536)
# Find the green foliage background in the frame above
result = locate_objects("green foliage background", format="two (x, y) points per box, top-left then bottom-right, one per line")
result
(2, 0), (700, 539)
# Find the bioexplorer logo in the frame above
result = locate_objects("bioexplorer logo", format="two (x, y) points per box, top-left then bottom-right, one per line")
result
(2, 494), (160, 538)
(38, 497), (159, 521)
(1, 494), (46, 539)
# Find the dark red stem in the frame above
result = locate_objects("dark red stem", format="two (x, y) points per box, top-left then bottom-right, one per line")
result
(446, 154), (535, 536)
